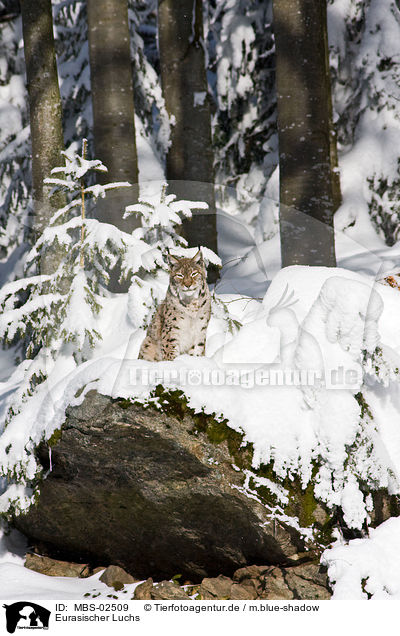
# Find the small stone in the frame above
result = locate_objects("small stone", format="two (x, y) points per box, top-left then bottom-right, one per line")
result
(99, 565), (135, 589)
(133, 578), (154, 600)
(151, 581), (190, 600)
(25, 553), (89, 578)
(198, 575), (233, 600)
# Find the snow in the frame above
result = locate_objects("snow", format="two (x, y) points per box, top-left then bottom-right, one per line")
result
(0, 525), (143, 600)
(323, 517), (400, 599)
(2, 252), (400, 599)
(2, 264), (400, 533)
(194, 91), (207, 107)
(216, 11), (256, 107)
(0, 0), (400, 605)
(328, 0), (400, 249)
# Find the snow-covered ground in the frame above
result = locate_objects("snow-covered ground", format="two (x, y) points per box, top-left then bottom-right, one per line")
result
(2, 236), (400, 599)
(323, 517), (400, 599)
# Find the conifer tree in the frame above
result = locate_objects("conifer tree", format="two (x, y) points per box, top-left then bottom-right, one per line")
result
(0, 141), (140, 423)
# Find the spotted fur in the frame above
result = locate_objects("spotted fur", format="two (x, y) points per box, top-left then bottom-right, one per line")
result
(138, 250), (211, 361)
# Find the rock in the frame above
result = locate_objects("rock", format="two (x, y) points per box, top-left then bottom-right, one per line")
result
(198, 575), (233, 599)
(282, 563), (331, 600)
(251, 563), (330, 600)
(151, 581), (190, 600)
(233, 562), (331, 600)
(99, 565), (136, 590)
(229, 583), (258, 600)
(129, 562), (331, 601)
(369, 489), (400, 527)
(133, 578), (154, 600)
(13, 390), (308, 581)
(258, 567), (294, 600)
(24, 553), (90, 578)
(233, 565), (270, 583)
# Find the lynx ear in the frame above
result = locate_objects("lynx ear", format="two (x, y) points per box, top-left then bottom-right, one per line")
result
(192, 248), (203, 264)
(167, 253), (182, 268)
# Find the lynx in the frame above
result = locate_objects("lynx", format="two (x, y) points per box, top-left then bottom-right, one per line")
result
(138, 250), (211, 361)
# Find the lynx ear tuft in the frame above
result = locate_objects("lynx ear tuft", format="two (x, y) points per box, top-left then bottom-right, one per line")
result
(192, 248), (203, 264)
(167, 253), (182, 268)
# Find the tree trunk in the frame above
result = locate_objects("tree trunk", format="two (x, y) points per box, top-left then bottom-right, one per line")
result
(86, 0), (139, 234)
(272, 0), (339, 267)
(158, 0), (218, 269)
(20, 0), (66, 262)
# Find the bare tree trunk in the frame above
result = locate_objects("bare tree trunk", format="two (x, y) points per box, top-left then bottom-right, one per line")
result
(322, 0), (342, 212)
(158, 0), (218, 268)
(86, 0), (139, 234)
(20, 0), (66, 260)
(273, 0), (339, 267)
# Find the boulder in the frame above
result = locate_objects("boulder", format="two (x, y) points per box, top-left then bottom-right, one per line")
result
(198, 575), (233, 600)
(150, 581), (190, 600)
(251, 563), (330, 600)
(133, 578), (153, 600)
(99, 565), (136, 589)
(13, 390), (310, 581)
(24, 553), (90, 578)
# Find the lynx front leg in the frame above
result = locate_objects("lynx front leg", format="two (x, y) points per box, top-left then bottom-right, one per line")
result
(161, 329), (181, 360)
(188, 339), (206, 356)
(138, 333), (162, 361)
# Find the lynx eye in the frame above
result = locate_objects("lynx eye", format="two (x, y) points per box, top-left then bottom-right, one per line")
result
(175, 273), (184, 279)
(191, 271), (199, 277)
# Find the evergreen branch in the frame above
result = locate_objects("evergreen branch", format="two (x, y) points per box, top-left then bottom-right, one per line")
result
(0, 293), (63, 339)
(0, 274), (52, 307)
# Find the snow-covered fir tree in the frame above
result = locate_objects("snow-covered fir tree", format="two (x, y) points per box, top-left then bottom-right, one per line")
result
(0, 143), (133, 422)
(328, 0), (400, 244)
(206, 0), (278, 237)
(0, 9), (30, 269)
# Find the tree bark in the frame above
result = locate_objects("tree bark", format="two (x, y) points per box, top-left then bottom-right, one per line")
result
(158, 0), (218, 268)
(273, 0), (339, 267)
(86, 0), (139, 234)
(20, 0), (66, 256)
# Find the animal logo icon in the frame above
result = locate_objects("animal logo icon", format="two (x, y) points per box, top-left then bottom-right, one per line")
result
(3, 602), (50, 633)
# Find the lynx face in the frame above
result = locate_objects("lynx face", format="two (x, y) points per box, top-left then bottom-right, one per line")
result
(168, 251), (207, 305)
